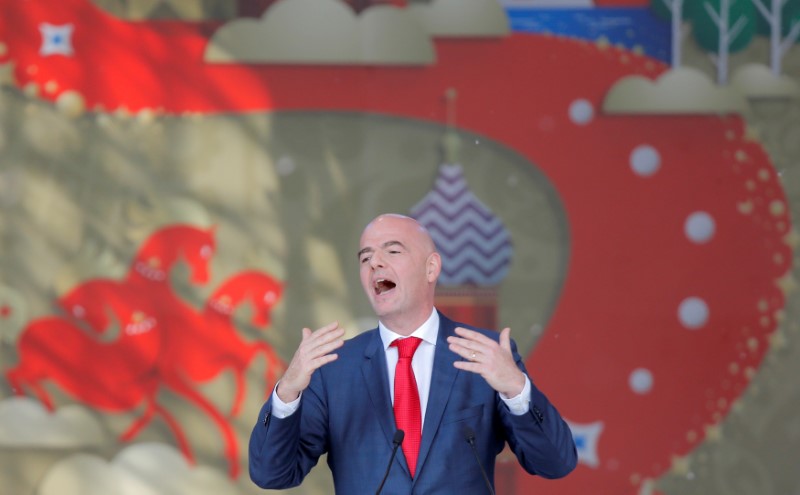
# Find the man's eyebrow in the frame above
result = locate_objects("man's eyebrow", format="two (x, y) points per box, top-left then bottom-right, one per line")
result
(382, 240), (405, 250)
(357, 241), (407, 259)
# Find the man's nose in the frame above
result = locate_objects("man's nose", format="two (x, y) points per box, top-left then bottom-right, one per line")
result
(369, 252), (384, 268)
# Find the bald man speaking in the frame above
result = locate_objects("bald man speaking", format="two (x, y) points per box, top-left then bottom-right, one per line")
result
(249, 214), (576, 494)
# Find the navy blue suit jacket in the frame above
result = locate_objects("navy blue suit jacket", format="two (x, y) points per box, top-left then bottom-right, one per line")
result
(249, 313), (577, 494)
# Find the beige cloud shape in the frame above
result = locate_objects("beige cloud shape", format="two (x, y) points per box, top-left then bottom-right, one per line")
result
(0, 397), (106, 448)
(731, 63), (800, 99)
(55, 90), (87, 118)
(38, 443), (241, 495)
(205, 0), (434, 65)
(409, 0), (510, 37)
(603, 67), (750, 115)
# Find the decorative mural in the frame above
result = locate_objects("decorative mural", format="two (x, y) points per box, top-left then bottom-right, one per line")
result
(7, 224), (285, 479)
(0, 1), (799, 494)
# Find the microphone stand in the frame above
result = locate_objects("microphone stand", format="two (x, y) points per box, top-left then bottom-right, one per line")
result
(463, 426), (495, 495)
(376, 430), (405, 495)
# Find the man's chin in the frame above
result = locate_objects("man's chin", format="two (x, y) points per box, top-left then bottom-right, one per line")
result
(370, 300), (398, 320)
(371, 304), (393, 317)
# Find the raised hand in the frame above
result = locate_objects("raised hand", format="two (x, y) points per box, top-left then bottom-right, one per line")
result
(276, 321), (345, 403)
(447, 327), (526, 398)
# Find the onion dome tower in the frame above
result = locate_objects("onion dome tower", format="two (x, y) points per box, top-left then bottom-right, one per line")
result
(409, 90), (513, 330)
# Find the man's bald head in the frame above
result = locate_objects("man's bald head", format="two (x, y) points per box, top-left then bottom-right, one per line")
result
(361, 214), (437, 256)
(358, 214), (442, 335)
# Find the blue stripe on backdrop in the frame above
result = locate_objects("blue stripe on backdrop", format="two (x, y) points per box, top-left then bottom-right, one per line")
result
(506, 7), (671, 63)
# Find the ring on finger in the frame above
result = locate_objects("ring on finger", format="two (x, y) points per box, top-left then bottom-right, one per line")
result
(470, 351), (477, 361)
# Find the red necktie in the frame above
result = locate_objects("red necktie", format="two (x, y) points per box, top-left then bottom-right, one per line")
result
(391, 337), (423, 477)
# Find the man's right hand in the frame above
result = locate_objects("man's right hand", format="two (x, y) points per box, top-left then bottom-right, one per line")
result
(276, 321), (345, 403)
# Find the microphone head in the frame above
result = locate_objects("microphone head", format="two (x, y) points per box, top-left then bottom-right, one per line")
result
(462, 425), (476, 442)
(393, 429), (405, 445)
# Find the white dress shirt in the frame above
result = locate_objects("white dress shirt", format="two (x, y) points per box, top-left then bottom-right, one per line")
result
(271, 308), (531, 420)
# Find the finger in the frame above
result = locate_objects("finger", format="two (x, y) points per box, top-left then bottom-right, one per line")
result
(310, 337), (345, 360)
(499, 327), (512, 352)
(447, 340), (473, 356)
(448, 343), (481, 363)
(315, 326), (345, 344)
(447, 335), (492, 352)
(296, 324), (343, 363)
(447, 337), (494, 364)
(309, 352), (339, 370)
(311, 321), (341, 339)
(447, 336), (478, 351)
(308, 324), (345, 347)
(452, 360), (482, 373)
(454, 327), (497, 347)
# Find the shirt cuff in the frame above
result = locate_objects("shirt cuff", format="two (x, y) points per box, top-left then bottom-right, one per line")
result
(270, 382), (302, 418)
(499, 375), (531, 416)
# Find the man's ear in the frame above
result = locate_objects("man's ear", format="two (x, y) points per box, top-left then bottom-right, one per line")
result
(426, 253), (442, 282)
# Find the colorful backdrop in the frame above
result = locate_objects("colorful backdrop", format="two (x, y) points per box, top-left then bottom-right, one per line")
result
(0, 1), (799, 494)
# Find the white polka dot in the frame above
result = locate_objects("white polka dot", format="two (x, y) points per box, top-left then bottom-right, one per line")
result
(678, 297), (709, 329)
(685, 212), (715, 243)
(630, 145), (660, 177)
(569, 99), (594, 125)
(629, 368), (653, 394)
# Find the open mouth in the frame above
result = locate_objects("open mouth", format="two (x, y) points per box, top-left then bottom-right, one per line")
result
(374, 278), (396, 295)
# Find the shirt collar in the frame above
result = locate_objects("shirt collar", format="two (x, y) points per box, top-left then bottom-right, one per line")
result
(379, 308), (439, 350)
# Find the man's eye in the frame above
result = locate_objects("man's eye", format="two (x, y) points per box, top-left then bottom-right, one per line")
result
(389, 250), (400, 254)
(360, 256), (370, 264)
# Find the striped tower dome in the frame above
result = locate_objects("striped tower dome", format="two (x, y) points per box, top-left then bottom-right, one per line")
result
(409, 163), (513, 287)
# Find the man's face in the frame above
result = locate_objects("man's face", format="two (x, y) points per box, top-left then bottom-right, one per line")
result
(358, 216), (439, 330)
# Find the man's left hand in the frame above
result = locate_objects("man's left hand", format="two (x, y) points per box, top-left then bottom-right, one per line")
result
(447, 327), (526, 398)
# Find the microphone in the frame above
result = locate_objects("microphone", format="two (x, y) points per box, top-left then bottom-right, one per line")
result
(463, 426), (495, 495)
(375, 429), (405, 495)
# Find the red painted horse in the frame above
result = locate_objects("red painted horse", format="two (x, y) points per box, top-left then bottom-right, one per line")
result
(5, 280), (197, 458)
(125, 224), (215, 288)
(199, 270), (285, 417)
(121, 224), (243, 477)
(7, 280), (159, 411)
(5, 224), (244, 476)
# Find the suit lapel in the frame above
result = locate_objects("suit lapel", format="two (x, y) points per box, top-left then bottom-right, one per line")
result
(361, 328), (411, 476)
(415, 314), (460, 479)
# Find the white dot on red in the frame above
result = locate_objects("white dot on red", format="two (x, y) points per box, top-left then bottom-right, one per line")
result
(629, 368), (653, 394)
(678, 297), (709, 329)
(569, 99), (594, 125)
(685, 212), (715, 243)
(630, 145), (660, 177)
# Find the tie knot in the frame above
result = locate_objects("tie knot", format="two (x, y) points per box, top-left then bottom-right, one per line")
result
(392, 337), (422, 359)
